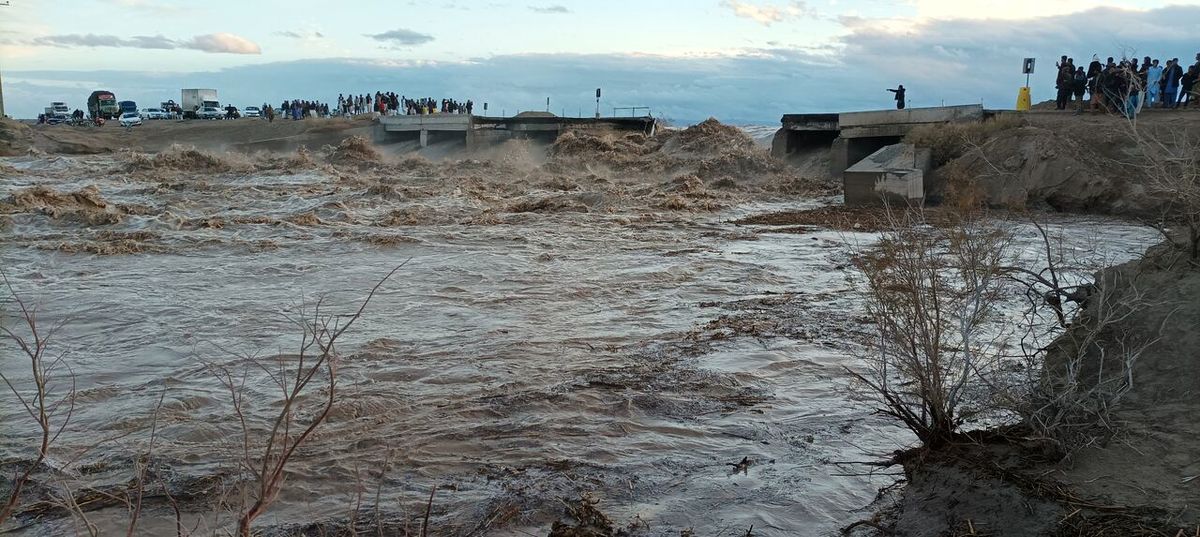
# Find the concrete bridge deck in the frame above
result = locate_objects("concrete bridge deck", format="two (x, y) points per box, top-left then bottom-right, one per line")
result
(375, 114), (656, 147)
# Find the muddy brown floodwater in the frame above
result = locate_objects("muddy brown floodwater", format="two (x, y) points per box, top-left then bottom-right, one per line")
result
(0, 135), (1159, 536)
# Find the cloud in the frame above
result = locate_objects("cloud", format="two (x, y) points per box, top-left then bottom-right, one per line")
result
(275, 30), (326, 40)
(721, 0), (812, 26)
(184, 33), (262, 54)
(33, 34), (176, 49)
(530, 5), (571, 13)
(28, 32), (261, 54)
(367, 29), (435, 47)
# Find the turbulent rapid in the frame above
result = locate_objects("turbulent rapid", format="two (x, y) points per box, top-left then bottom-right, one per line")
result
(0, 122), (1157, 536)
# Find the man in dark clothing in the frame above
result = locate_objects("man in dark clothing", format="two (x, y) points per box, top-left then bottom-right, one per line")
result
(1056, 62), (1074, 110)
(1072, 67), (1088, 112)
(1164, 59), (1185, 108)
(887, 85), (906, 109)
(1181, 66), (1198, 108)
(1087, 55), (1103, 78)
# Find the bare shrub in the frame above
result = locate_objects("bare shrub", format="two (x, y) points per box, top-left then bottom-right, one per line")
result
(1126, 124), (1200, 260)
(207, 266), (401, 537)
(846, 208), (1014, 447)
(0, 272), (75, 525)
(1001, 224), (1165, 449)
(904, 114), (1027, 167)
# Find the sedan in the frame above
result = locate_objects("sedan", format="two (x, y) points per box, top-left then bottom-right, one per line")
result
(141, 108), (170, 120)
(119, 112), (143, 127)
(242, 106), (261, 118)
(197, 107), (223, 120)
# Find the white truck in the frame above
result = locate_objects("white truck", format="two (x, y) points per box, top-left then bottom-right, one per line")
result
(43, 102), (71, 123)
(181, 89), (219, 119)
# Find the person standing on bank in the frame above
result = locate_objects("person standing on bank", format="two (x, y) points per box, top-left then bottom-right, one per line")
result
(888, 85), (906, 109)
(1164, 59), (1185, 108)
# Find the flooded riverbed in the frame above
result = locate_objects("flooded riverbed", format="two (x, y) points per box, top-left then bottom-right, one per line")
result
(0, 136), (1159, 536)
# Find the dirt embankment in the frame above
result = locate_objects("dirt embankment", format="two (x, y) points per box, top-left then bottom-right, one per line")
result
(0, 116), (374, 156)
(912, 111), (1200, 216)
(866, 242), (1200, 536)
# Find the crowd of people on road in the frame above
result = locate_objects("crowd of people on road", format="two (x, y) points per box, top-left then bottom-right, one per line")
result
(336, 92), (475, 116)
(1055, 52), (1200, 116)
(242, 93), (479, 122)
(279, 99), (331, 120)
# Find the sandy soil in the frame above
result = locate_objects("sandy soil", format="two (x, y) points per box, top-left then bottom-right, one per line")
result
(0, 116), (376, 156)
(928, 108), (1200, 216)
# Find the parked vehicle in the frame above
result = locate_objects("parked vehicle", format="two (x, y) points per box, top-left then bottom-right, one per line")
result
(45, 101), (70, 116)
(87, 91), (120, 120)
(160, 100), (182, 118)
(141, 108), (170, 120)
(242, 106), (261, 118)
(118, 101), (138, 115)
(119, 112), (143, 127)
(43, 102), (71, 124)
(196, 107), (223, 120)
(181, 89), (218, 119)
(41, 113), (68, 125)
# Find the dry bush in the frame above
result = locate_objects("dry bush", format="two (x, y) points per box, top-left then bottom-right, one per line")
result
(847, 209), (1156, 452)
(1125, 124), (1200, 260)
(847, 208), (1015, 447)
(1020, 271), (1159, 447)
(1001, 223), (1164, 450)
(905, 114), (1027, 167)
(0, 271), (75, 525)
(940, 167), (989, 213)
(207, 265), (401, 537)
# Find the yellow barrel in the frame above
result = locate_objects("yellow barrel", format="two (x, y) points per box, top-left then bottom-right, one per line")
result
(1016, 87), (1032, 111)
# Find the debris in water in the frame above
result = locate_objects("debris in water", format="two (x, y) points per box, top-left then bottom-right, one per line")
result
(727, 456), (753, 476)
(548, 493), (618, 537)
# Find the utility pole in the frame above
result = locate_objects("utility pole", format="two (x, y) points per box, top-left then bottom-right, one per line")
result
(0, 1), (10, 119)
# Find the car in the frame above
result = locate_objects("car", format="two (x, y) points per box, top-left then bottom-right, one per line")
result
(141, 108), (170, 120)
(242, 106), (261, 118)
(119, 112), (143, 127)
(196, 107), (223, 120)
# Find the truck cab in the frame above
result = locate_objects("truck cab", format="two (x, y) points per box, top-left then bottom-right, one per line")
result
(88, 91), (120, 119)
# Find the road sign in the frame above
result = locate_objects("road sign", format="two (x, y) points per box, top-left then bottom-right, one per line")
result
(1022, 58), (1036, 75)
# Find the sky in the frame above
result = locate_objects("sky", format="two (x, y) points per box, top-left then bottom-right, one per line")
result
(1, 0), (1197, 123)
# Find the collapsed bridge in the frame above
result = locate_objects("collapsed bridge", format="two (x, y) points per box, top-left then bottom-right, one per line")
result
(374, 114), (657, 149)
(771, 104), (1006, 206)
